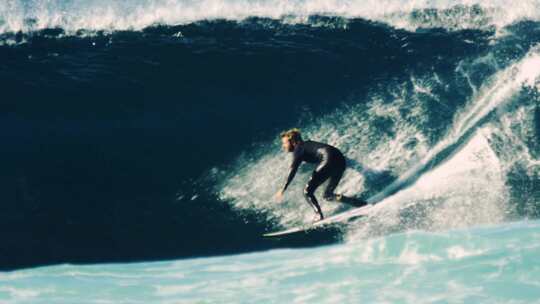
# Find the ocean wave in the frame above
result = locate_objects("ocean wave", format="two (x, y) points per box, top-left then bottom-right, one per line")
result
(2, 0), (538, 271)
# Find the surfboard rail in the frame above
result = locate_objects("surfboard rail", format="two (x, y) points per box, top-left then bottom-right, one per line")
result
(263, 204), (373, 237)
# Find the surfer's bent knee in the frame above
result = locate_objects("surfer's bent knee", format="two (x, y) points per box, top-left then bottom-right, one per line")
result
(323, 193), (337, 201)
(303, 185), (313, 197)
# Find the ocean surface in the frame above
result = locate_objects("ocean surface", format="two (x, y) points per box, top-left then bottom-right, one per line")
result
(1, 0), (539, 303)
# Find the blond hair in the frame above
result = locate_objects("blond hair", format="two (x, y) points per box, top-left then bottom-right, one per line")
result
(280, 128), (303, 143)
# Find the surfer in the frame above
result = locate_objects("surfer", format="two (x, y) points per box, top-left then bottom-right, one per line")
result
(275, 128), (367, 220)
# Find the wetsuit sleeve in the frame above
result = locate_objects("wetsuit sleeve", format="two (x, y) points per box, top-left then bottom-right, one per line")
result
(282, 151), (302, 192)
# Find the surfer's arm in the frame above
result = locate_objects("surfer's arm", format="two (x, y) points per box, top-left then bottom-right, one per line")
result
(282, 157), (301, 193)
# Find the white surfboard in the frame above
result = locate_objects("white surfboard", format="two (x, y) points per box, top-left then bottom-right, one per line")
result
(263, 204), (374, 237)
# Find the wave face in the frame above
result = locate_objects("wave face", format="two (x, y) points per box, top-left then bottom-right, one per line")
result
(0, 1), (539, 271)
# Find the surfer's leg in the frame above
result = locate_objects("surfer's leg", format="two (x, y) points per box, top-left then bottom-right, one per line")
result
(303, 172), (327, 220)
(322, 170), (344, 201)
(323, 162), (368, 207)
(336, 195), (368, 207)
(304, 192), (324, 221)
(322, 159), (345, 201)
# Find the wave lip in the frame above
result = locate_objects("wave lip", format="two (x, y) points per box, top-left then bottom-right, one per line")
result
(2, 0), (540, 35)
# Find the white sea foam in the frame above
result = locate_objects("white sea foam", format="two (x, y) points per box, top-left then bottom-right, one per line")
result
(2, 0), (540, 35)
(0, 286), (54, 300)
(446, 245), (484, 259)
(344, 46), (540, 239)
(398, 243), (443, 264)
(364, 45), (540, 205)
(154, 283), (205, 296)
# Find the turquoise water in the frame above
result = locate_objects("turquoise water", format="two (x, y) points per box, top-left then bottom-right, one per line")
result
(2, 220), (539, 303)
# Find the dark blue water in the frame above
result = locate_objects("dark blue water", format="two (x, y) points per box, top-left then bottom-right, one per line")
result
(1, 11), (539, 270)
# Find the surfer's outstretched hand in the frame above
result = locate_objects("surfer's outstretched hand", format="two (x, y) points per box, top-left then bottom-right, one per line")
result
(274, 190), (284, 203)
(313, 214), (323, 222)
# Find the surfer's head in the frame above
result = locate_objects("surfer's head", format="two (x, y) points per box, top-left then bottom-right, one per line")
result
(280, 128), (303, 152)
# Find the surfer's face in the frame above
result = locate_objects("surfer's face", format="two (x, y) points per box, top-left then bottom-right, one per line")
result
(281, 137), (294, 152)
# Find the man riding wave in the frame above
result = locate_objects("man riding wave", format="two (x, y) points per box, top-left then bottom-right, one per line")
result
(275, 128), (367, 220)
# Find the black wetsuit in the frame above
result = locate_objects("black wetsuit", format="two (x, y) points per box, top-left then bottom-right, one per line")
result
(282, 140), (347, 219)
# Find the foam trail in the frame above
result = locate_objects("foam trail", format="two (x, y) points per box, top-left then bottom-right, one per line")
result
(2, 0), (540, 35)
(218, 45), (540, 229)
(367, 45), (540, 204)
(348, 129), (509, 240)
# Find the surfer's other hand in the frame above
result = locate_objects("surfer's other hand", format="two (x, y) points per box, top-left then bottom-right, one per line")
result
(274, 190), (284, 202)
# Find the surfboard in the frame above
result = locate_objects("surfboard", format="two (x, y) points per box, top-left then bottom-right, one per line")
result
(263, 204), (374, 237)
